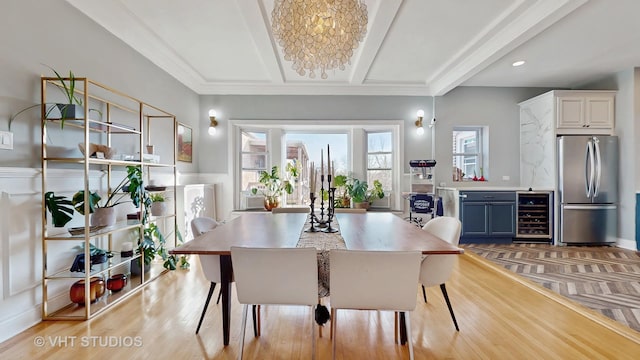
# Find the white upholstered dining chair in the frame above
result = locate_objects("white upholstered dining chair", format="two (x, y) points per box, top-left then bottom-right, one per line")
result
(271, 206), (310, 213)
(191, 216), (224, 334)
(329, 249), (422, 360)
(231, 246), (319, 360)
(419, 216), (461, 331)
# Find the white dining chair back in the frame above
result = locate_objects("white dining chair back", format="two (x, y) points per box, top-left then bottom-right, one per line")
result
(330, 249), (422, 360)
(190, 216), (222, 334)
(333, 208), (366, 213)
(420, 217), (461, 286)
(231, 246), (318, 360)
(271, 207), (310, 214)
(419, 216), (461, 331)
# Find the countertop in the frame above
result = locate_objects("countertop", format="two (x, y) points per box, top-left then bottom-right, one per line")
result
(437, 186), (554, 192)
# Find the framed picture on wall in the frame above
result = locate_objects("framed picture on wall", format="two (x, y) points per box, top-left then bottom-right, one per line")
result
(177, 122), (193, 163)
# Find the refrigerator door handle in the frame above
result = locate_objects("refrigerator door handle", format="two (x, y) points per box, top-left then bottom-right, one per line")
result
(593, 138), (602, 197)
(564, 204), (617, 210)
(585, 140), (594, 198)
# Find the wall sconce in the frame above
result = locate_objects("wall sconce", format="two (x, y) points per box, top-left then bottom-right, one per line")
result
(415, 109), (425, 135)
(208, 109), (218, 136)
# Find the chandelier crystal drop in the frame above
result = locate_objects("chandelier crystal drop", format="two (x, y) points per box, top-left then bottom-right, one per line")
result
(271, 0), (368, 79)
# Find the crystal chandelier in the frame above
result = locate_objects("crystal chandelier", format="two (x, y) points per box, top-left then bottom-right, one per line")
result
(271, 0), (368, 79)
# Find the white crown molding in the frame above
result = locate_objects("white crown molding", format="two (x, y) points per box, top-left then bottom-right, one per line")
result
(194, 82), (431, 96)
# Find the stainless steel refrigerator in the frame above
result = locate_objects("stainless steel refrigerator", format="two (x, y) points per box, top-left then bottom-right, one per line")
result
(557, 135), (618, 244)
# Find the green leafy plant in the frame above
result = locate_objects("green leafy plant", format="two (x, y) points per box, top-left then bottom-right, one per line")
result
(44, 191), (75, 227)
(8, 66), (85, 130)
(333, 174), (351, 208)
(257, 165), (294, 201)
(72, 166), (146, 214)
(150, 193), (165, 202)
(46, 66), (83, 107)
(348, 178), (385, 204)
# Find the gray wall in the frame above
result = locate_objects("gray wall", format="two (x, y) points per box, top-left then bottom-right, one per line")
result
(582, 71), (636, 247)
(198, 95), (433, 174)
(198, 87), (551, 187)
(0, 0), (200, 171)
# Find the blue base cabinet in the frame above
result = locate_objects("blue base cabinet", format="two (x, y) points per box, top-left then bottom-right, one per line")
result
(459, 191), (516, 244)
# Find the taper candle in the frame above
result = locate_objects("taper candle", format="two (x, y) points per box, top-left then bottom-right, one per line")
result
(320, 151), (324, 176)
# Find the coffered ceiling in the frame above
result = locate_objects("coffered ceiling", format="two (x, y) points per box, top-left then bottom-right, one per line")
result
(65, 0), (640, 96)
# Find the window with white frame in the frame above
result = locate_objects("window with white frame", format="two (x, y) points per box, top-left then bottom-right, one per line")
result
(366, 131), (393, 191)
(232, 121), (402, 211)
(452, 127), (483, 181)
(240, 130), (268, 192)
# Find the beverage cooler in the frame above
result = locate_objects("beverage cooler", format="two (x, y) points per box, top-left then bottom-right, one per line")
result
(515, 191), (553, 243)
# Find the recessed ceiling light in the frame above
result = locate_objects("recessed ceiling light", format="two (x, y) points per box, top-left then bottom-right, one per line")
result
(512, 60), (526, 67)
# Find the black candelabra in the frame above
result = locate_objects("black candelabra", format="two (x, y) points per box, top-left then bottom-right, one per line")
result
(305, 192), (319, 232)
(323, 175), (338, 233)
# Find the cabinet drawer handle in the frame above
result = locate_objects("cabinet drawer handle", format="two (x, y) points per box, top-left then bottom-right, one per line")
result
(459, 194), (467, 198)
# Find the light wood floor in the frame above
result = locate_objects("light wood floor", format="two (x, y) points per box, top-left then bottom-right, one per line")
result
(2, 252), (640, 359)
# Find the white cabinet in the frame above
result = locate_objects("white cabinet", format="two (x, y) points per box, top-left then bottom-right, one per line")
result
(519, 90), (616, 190)
(555, 91), (615, 133)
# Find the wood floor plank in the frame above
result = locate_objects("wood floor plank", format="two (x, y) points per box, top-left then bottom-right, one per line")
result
(1, 253), (639, 359)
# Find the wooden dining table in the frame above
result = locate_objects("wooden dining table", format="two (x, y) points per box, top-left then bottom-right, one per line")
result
(170, 212), (464, 346)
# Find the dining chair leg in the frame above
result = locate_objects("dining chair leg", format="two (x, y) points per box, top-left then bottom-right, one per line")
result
(440, 283), (459, 331)
(251, 305), (261, 337)
(195, 282), (217, 334)
(404, 311), (415, 360)
(394, 312), (398, 344)
(310, 307), (316, 360)
(238, 304), (249, 360)
(331, 309), (337, 360)
(422, 285), (428, 303)
(330, 308), (336, 340)
(216, 288), (222, 304)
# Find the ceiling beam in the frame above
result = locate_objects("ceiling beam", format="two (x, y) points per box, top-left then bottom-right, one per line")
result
(349, 0), (404, 85)
(427, 0), (588, 96)
(65, 0), (207, 93)
(236, 0), (285, 84)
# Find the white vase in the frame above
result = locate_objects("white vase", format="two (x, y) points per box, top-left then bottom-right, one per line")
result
(151, 202), (167, 216)
(91, 207), (117, 226)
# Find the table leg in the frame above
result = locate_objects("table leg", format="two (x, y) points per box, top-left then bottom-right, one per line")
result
(220, 255), (233, 346)
(399, 312), (407, 345)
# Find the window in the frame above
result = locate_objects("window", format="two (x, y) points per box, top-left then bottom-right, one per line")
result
(231, 121), (402, 211)
(367, 131), (392, 191)
(452, 127), (482, 181)
(240, 130), (267, 192)
(285, 133), (349, 205)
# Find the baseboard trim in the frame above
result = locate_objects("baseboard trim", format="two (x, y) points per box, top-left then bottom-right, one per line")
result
(0, 305), (41, 344)
(463, 250), (640, 345)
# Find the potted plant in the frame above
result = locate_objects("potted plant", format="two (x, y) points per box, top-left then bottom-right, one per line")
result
(252, 165), (294, 211)
(44, 191), (75, 227)
(149, 193), (167, 216)
(72, 166), (147, 226)
(348, 178), (385, 210)
(333, 174), (351, 208)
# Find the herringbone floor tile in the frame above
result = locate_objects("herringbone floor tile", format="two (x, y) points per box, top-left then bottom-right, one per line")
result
(464, 243), (640, 332)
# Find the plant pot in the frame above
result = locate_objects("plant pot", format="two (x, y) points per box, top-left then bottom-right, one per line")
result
(353, 201), (370, 210)
(340, 197), (351, 208)
(91, 207), (116, 226)
(54, 104), (84, 119)
(151, 202), (167, 216)
(70, 276), (105, 305)
(130, 258), (150, 276)
(264, 197), (280, 211)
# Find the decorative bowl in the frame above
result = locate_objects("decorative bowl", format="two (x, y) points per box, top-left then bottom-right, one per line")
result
(106, 274), (128, 292)
(70, 276), (105, 305)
